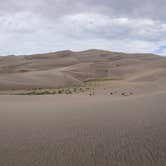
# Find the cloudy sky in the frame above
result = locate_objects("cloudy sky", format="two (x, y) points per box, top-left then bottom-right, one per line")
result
(0, 0), (166, 56)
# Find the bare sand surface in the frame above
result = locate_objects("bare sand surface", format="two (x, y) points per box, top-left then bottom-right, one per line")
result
(0, 92), (166, 166)
(0, 50), (166, 91)
(1, 50), (166, 165)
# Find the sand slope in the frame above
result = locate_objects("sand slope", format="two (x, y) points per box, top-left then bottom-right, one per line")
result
(0, 49), (166, 90)
(0, 50), (166, 165)
(0, 92), (166, 166)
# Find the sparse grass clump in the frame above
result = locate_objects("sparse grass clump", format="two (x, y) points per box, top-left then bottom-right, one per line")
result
(121, 92), (134, 96)
(18, 89), (58, 95)
(16, 84), (96, 96)
(57, 89), (63, 94)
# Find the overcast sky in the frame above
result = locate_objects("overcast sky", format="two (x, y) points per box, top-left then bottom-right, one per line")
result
(0, 0), (166, 55)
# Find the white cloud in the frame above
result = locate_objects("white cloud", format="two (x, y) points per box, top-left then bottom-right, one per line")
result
(0, 11), (166, 55)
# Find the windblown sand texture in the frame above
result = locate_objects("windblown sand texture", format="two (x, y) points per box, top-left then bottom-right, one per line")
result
(0, 50), (166, 166)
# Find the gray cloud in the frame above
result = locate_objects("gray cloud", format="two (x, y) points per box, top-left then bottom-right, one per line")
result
(1, 0), (166, 21)
(0, 0), (166, 55)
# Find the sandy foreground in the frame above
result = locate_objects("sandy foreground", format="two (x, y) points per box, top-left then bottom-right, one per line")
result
(0, 92), (166, 166)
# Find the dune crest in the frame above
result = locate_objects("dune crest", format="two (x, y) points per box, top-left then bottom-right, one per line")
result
(0, 50), (166, 93)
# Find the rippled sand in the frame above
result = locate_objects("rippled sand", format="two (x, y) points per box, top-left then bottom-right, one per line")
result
(0, 93), (166, 166)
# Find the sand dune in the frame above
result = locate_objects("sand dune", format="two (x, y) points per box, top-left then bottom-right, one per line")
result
(0, 92), (166, 166)
(0, 49), (166, 91)
(0, 50), (166, 165)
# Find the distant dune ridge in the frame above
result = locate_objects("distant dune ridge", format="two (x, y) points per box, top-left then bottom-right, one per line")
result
(0, 49), (166, 91)
(1, 50), (166, 166)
